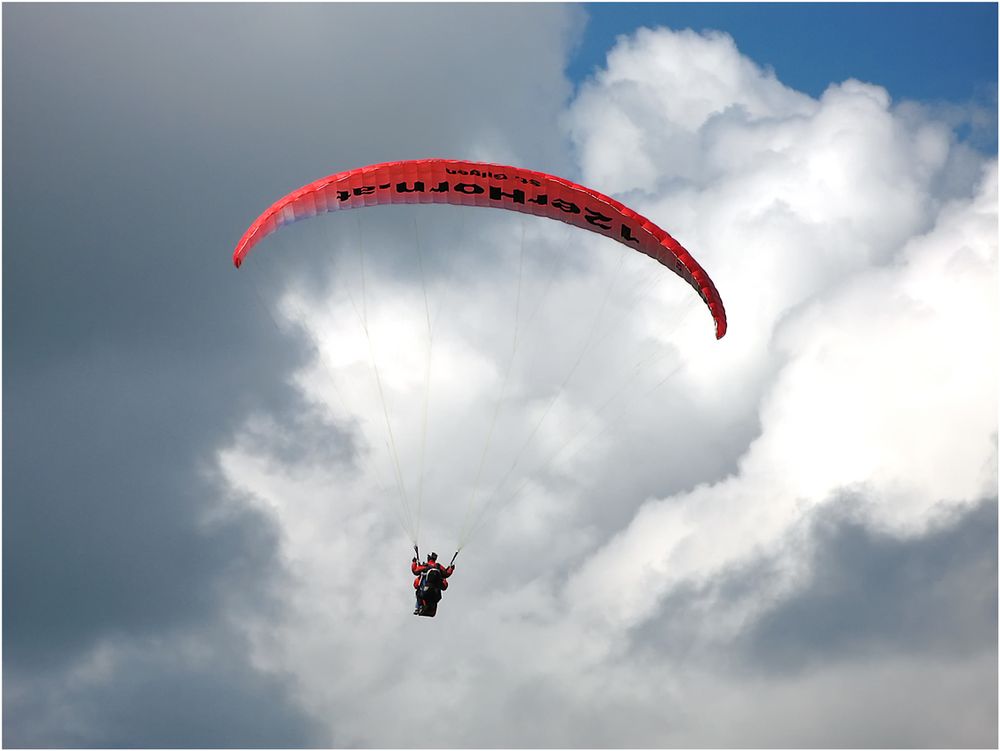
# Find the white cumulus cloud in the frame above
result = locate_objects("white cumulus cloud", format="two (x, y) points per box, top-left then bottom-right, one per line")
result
(218, 25), (997, 748)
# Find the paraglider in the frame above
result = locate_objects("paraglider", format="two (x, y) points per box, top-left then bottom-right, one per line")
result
(233, 159), (726, 617)
(411, 551), (455, 617)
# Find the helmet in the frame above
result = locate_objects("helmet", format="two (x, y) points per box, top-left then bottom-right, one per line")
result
(428, 552), (438, 561)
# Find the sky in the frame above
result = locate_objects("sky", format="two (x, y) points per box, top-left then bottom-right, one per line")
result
(3, 3), (997, 749)
(572, 4), (998, 99)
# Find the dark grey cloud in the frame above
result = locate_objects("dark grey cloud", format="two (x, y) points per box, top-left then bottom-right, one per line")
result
(3, 3), (582, 747)
(607, 496), (998, 748)
(629, 495), (998, 676)
(5, 625), (324, 749)
(743, 495), (998, 670)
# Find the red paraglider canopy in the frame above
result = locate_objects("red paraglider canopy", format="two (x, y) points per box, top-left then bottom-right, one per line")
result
(233, 159), (726, 338)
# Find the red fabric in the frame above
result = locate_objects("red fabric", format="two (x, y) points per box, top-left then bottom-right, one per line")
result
(412, 559), (453, 590)
(233, 159), (726, 339)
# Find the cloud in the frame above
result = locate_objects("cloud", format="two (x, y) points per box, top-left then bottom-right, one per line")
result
(5, 627), (325, 748)
(5, 9), (995, 748)
(210, 24), (997, 749)
(742, 497), (997, 670)
(563, 27), (997, 632)
(3, 3), (584, 747)
(566, 27), (816, 193)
